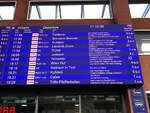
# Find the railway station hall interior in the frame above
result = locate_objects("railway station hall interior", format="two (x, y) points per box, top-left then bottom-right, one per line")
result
(0, 0), (150, 113)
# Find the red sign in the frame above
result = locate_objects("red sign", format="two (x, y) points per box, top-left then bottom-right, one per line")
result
(0, 107), (15, 113)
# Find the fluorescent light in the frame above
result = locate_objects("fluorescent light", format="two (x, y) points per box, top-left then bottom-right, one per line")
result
(75, 104), (79, 107)
(105, 97), (115, 101)
(21, 104), (28, 107)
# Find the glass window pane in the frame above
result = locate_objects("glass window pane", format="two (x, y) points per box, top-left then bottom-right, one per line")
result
(129, 4), (148, 18)
(81, 95), (122, 113)
(30, 6), (40, 20)
(61, 5), (81, 19)
(103, 5), (111, 18)
(38, 96), (79, 113)
(147, 94), (150, 107)
(0, 6), (15, 20)
(146, 9), (150, 18)
(39, 6), (56, 19)
(0, 95), (122, 113)
(0, 96), (36, 113)
(134, 31), (150, 55)
(28, 3), (111, 20)
(141, 42), (150, 52)
(84, 5), (103, 19)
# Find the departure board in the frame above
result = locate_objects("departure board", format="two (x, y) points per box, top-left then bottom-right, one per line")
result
(0, 24), (143, 85)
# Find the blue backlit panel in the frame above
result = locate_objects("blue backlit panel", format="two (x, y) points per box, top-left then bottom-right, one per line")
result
(0, 24), (143, 85)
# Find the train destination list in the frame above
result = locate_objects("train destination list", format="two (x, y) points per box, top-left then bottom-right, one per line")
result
(0, 24), (143, 85)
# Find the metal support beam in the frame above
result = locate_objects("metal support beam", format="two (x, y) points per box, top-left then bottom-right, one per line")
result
(59, 5), (62, 19)
(36, 5), (42, 19)
(81, 5), (84, 19)
(55, 5), (58, 19)
(28, 5), (32, 19)
(142, 4), (150, 18)
(101, 4), (106, 18)
(79, 95), (82, 113)
(109, 4), (112, 18)
(34, 96), (39, 113)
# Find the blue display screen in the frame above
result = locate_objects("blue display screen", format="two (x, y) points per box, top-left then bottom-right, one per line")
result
(0, 24), (143, 85)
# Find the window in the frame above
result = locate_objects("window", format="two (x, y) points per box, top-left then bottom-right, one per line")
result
(146, 91), (150, 108)
(0, 96), (36, 113)
(38, 96), (79, 113)
(84, 4), (110, 19)
(28, 2), (112, 20)
(0, 2), (15, 20)
(0, 95), (122, 113)
(134, 31), (150, 55)
(61, 5), (81, 19)
(129, 3), (150, 18)
(141, 40), (150, 52)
